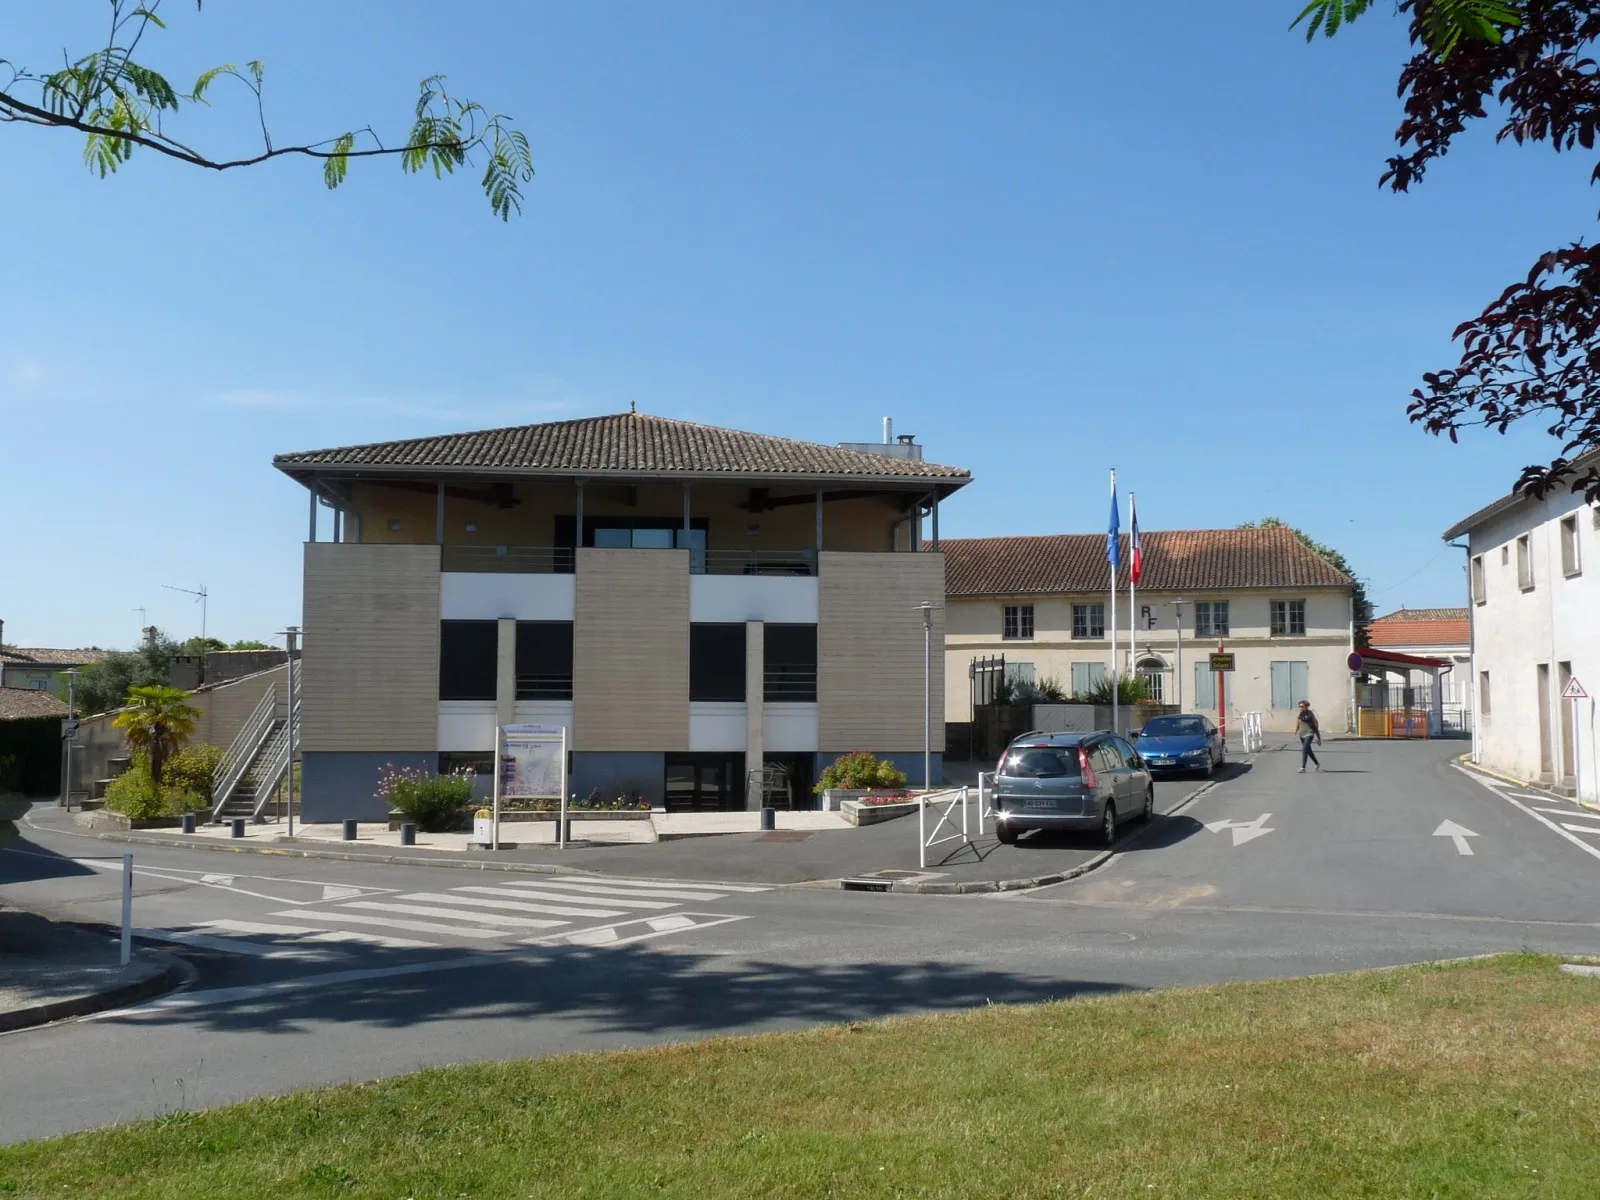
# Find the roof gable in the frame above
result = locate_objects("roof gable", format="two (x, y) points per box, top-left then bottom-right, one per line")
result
(274, 411), (970, 484)
(943, 527), (1355, 595)
(0, 686), (70, 720)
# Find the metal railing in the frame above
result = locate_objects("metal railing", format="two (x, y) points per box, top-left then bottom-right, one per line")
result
(250, 690), (299, 821)
(919, 786), (974, 869)
(441, 545), (575, 574)
(703, 549), (816, 577)
(211, 683), (280, 820)
(516, 673), (574, 700)
(763, 667), (817, 703)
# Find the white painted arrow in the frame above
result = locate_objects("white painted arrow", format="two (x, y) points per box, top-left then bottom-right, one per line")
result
(1433, 819), (1479, 856)
(1203, 813), (1275, 846)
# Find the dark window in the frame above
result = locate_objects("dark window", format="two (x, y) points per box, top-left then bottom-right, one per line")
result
(1072, 604), (1105, 639)
(764, 624), (817, 702)
(690, 623), (746, 702)
(1092, 742), (1124, 773)
(1000, 747), (1082, 779)
(1196, 601), (1230, 638)
(439, 620), (498, 700)
(516, 621), (573, 699)
(1270, 599), (1306, 637)
(1002, 605), (1034, 640)
(439, 752), (494, 777)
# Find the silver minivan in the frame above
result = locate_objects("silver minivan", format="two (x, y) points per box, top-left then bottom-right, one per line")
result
(992, 731), (1154, 846)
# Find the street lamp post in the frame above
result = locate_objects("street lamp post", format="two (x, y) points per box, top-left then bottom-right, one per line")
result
(281, 627), (300, 836)
(63, 668), (76, 810)
(918, 601), (934, 791)
(1172, 599), (1188, 712)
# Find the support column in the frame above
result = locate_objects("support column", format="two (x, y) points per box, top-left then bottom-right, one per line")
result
(575, 481), (585, 550)
(307, 489), (317, 542)
(435, 483), (445, 546)
(931, 492), (940, 550)
(496, 618), (516, 728)
(746, 619), (764, 810)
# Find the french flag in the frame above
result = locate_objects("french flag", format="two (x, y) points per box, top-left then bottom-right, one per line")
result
(1129, 495), (1143, 585)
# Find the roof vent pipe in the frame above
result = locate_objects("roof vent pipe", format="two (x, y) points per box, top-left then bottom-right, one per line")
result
(883, 416), (892, 444)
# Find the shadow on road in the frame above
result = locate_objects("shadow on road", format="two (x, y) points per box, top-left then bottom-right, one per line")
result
(94, 943), (1132, 1038)
(0, 813), (98, 885)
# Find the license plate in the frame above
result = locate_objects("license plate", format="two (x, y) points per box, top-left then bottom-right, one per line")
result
(1150, 759), (1172, 767)
(1024, 799), (1056, 810)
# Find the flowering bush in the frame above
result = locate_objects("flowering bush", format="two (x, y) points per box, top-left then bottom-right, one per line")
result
(505, 789), (651, 812)
(378, 764), (476, 831)
(104, 754), (206, 822)
(814, 750), (909, 794)
(859, 789), (912, 806)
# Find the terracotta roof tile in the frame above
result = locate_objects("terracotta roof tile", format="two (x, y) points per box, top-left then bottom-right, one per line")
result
(274, 411), (970, 483)
(1367, 611), (1469, 648)
(942, 527), (1354, 595)
(0, 686), (70, 720)
(0, 648), (107, 666)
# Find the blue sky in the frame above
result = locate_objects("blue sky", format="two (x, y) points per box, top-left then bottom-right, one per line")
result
(3, 1), (1590, 649)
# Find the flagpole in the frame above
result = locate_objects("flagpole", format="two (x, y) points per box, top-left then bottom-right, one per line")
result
(1109, 468), (1119, 738)
(1129, 492), (1137, 706)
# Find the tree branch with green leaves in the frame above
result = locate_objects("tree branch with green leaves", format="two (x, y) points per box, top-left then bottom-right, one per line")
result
(0, 0), (534, 219)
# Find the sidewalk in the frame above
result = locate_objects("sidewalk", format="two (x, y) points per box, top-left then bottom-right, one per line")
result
(0, 904), (189, 1034)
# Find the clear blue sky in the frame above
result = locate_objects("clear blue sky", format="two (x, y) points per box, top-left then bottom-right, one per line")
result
(3, 1), (1588, 650)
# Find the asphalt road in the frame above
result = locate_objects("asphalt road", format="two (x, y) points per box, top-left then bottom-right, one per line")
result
(2, 738), (1596, 1145)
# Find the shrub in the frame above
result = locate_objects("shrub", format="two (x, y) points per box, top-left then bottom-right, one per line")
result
(815, 750), (909, 794)
(104, 755), (208, 821)
(163, 743), (225, 808)
(378, 764), (476, 831)
(1074, 675), (1149, 705)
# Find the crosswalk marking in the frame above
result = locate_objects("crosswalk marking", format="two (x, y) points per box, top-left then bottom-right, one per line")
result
(340, 900), (567, 929)
(554, 875), (771, 893)
(397, 891), (634, 918)
(269, 910), (506, 939)
(450, 884), (674, 911)
(135, 927), (348, 961)
(493, 879), (736, 903)
(1560, 822), (1600, 835)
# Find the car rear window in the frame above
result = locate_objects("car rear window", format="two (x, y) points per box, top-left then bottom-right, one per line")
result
(1143, 717), (1207, 737)
(1000, 748), (1083, 778)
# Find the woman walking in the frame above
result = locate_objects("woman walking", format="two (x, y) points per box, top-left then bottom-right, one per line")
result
(1295, 700), (1322, 773)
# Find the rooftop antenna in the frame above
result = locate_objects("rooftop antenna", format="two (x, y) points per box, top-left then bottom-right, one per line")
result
(133, 606), (147, 631)
(162, 583), (208, 643)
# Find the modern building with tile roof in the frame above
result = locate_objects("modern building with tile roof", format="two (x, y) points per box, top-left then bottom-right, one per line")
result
(943, 525), (1358, 734)
(272, 410), (970, 821)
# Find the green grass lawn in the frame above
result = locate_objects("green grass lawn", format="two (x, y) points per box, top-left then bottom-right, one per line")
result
(4, 953), (1599, 1198)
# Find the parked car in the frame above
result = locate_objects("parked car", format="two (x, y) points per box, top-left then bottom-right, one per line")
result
(1132, 714), (1225, 777)
(991, 731), (1153, 847)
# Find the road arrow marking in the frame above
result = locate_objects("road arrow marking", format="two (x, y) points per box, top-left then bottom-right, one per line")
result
(1203, 813), (1274, 846)
(321, 884), (367, 902)
(1433, 819), (1479, 856)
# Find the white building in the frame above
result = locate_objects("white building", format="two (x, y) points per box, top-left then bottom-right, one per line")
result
(1444, 452), (1600, 801)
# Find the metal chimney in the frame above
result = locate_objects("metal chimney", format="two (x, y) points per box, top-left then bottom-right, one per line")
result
(883, 416), (892, 445)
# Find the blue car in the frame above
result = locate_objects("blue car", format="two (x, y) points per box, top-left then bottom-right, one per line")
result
(1133, 714), (1225, 777)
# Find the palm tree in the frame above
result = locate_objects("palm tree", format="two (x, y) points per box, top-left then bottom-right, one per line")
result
(113, 685), (199, 787)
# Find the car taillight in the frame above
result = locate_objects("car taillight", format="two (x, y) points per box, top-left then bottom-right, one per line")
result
(1078, 746), (1098, 788)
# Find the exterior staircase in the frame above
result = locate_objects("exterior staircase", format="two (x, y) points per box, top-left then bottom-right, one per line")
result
(210, 678), (299, 824)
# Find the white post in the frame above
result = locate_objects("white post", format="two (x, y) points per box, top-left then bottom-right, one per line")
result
(919, 795), (927, 870)
(558, 727), (569, 850)
(920, 602), (934, 792)
(120, 852), (133, 967)
(1574, 699), (1584, 806)
(491, 725), (502, 852)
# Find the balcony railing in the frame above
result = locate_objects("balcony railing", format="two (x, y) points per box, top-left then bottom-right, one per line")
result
(763, 667), (818, 703)
(516, 673), (574, 701)
(442, 545), (575, 574)
(440, 544), (818, 577)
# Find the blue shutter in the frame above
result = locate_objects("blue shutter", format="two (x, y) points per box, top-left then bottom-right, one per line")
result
(1271, 662), (1291, 710)
(1291, 660), (1309, 706)
(1194, 663), (1215, 709)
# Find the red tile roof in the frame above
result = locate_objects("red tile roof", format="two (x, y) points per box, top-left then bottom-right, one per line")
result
(0, 648), (107, 667)
(943, 527), (1354, 595)
(1368, 608), (1469, 649)
(0, 686), (70, 721)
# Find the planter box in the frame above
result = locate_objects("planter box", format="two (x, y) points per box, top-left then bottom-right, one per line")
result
(821, 789), (870, 812)
(839, 798), (923, 827)
(499, 809), (654, 822)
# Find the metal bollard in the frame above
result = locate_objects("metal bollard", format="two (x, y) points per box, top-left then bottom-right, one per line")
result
(230, 818), (245, 838)
(342, 819), (358, 841)
(181, 813), (196, 834)
(399, 822), (416, 846)
(759, 807), (776, 831)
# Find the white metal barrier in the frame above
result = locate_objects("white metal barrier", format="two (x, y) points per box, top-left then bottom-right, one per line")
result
(918, 786), (972, 869)
(1242, 711), (1264, 753)
(975, 772), (996, 835)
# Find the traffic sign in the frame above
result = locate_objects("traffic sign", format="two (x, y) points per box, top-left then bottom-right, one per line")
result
(1209, 652), (1236, 672)
(1347, 652), (1364, 672)
(60, 718), (79, 740)
(1562, 677), (1588, 700)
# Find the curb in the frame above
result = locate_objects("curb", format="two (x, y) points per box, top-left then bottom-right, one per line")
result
(0, 951), (194, 1036)
(1456, 756), (1600, 812)
(882, 772), (1230, 895)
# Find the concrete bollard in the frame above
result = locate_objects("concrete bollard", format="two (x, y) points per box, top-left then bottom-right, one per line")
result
(181, 813), (196, 834)
(230, 818), (245, 838)
(399, 822), (416, 846)
(759, 807), (776, 831)
(342, 819), (358, 841)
